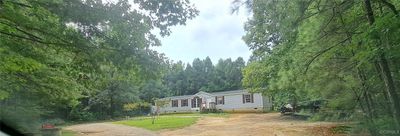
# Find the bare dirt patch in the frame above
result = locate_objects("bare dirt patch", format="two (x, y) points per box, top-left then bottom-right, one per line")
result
(64, 123), (158, 136)
(159, 113), (345, 136)
(64, 113), (348, 136)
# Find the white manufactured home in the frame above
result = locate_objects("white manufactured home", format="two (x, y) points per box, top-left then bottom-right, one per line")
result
(153, 90), (272, 113)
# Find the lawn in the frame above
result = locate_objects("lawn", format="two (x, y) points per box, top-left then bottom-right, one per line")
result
(61, 130), (77, 136)
(161, 112), (229, 117)
(113, 116), (199, 131)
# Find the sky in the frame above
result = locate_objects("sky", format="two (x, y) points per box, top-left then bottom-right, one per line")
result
(152, 0), (252, 64)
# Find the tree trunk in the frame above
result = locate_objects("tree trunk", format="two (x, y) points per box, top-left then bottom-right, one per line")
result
(271, 95), (275, 110)
(109, 82), (116, 118)
(109, 92), (114, 117)
(355, 66), (379, 134)
(373, 61), (395, 116)
(357, 67), (375, 118)
(366, 92), (377, 118)
(377, 55), (400, 126)
(364, 0), (400, 127)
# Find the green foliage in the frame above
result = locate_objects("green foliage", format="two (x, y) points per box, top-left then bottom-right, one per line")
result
(330, 125), (352, 134)
(239, 0), (400, 134)
(123, 102), (151, 116)
(0, 0), (198, 133)
(139, 80), (168, 103)
(69, 109), (95, 121)
(163, 57), (246, 96)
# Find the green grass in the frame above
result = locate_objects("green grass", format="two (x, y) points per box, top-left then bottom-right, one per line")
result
(160, 112), (230, 117)
(113, 116), (199, 131)
(61, 130), (77, 136)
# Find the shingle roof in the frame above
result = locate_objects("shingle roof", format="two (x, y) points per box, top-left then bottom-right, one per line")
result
(158, 90), (249, 100)
(158, 95), (193, 100)
(210, 90), (248, 96)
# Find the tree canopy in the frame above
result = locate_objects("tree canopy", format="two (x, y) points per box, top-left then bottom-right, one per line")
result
(163, 57), (246, 96)
(0, 0), (198, 132)
(239, 0), (400, 134)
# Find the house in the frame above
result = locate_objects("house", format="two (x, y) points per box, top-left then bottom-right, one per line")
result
(153, 90), (272, 113)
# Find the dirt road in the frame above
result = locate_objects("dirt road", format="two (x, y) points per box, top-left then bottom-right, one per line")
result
(64, 113), (345, 136)
(64, 123), (158, 136)
(159, 113), (343, 136)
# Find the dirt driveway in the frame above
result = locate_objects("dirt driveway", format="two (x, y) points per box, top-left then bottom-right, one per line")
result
(159, 113), (344, 136)
(64, 123), (158, 136)
(65, 113), (346, 136)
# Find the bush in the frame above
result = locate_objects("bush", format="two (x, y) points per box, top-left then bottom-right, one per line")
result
(123, 102), (151, 116)
(69, 109), (95, 121)
(351, 116), (398, 136)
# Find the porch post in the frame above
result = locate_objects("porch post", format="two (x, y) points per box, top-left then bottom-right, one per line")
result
(195, 98), (198, 108)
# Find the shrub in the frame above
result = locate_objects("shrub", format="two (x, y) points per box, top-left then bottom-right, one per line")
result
(69, 109), (95, 121)
(123, 102), (151, 116)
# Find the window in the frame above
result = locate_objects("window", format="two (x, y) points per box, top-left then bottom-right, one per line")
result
(192, 97), (202, 108)
(181, 99), (188, 107)
(172, 100), (178, 107)
(244, 94), (251, 103)
(216, 96), (224, 105)
(243, 94), (253, 103)
(196, 98), (202, 108)
(209, 102), (216, 109)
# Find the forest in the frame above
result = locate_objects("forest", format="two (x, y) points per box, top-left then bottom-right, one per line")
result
(0, 0), (246, 133)
(1, 0), (400, 135)
(238, 0), (400, 134)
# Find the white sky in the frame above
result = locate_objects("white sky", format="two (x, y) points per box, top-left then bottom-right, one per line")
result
(152, 0), (251, 64)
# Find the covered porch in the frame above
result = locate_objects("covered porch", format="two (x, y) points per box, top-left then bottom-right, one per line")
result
(190, 91), (216, 112)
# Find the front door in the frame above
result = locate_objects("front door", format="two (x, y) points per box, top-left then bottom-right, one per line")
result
(191, 97), (202, 108)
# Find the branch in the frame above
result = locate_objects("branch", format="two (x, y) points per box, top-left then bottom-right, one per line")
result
(318, 7), (336, 37)
(303, 37), (351, 73)
(364, 0), (375, 25)
(0, 31), (61, 45)
(0, 21), (43, 40)
(0, 18), (72, 45)
(294, 0), (316, 25)
(0, 19), (131, 55)
(379, 0), (399, 16)
(4, 0), (32, 8)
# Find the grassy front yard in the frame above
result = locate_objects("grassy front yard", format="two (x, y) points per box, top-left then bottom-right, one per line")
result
(113, 113), (228, 131)
(113, 116), (199, 131)
(61, 130), (77, 136)
(160, 112), (229, 117)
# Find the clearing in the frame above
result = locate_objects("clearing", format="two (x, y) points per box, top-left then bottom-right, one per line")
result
(63, 123), (158, 136)
(64, 113), (348, 136)
(159, 113), (346, 136)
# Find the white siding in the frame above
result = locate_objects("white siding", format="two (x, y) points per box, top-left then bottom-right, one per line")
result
(215, 93), (264, 112)
(155, 91), (269, 113)
(157, 98), (193, 113)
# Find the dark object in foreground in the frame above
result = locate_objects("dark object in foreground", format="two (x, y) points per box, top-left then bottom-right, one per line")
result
(0, 121), (25, 136)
